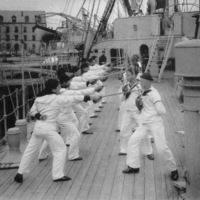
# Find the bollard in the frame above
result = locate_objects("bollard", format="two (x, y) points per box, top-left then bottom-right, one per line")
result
(0, 127), (22, 169)
(15, 119), (28, 144)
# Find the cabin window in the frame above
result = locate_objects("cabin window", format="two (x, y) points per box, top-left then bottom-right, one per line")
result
(24, 35), (27, 41)
(32, 35), (35, 41)
(12, 16), (16, 23)
(110, 48), (124, 66)
(24, 27), (27, 33)
(133, 25), (137, 31)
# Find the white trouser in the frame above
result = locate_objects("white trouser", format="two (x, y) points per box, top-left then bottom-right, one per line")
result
(38, 140), (49, 160)
(120, 110), (151, 154)
(74, 104), (90, 132)
(57, 112), (80, 160)
(61, 123), (80, 160)
(88, 101), (96, 117)
(18, 123), (67, 180)
(39, 122), (81, 160)
(127, 120), (177, 171)
(101, 87), (106, 103)
(118, 101), (126, 130)
(94, 101), (101, 111)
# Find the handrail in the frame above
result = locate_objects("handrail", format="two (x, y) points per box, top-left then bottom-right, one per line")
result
(0, 83), (44, 140)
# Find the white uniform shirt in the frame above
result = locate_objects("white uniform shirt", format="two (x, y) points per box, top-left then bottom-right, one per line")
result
(30, 94), (84, 127)
(140, 86), (163, 123)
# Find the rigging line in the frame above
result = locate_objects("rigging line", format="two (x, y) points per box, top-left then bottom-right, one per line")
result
(69, 0), (76, 16)
(63, 0), (71, 16)
(95, 0), (102, 17)
(189, 0), (198, 11)
(76, 0), (87, 18)
(48, 2), (72, 55)
(83, 0), (96, 59)
(24, 52), (36, 98)
(51, 0), (71, 43)
(93, 0), (102, 28)
(87, 0), (92, 13)
(0, 64), (17, 119)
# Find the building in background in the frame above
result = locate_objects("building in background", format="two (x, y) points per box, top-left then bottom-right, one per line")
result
(0, 10), (47, 55)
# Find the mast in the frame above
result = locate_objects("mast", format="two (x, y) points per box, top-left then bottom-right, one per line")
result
(82, 0), (96, 60)
(21, 40), (25, 119)
(84, 0), (116, 60)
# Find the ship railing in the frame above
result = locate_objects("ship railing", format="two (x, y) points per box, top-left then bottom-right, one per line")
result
(0, 80), (45, 141)
(0, 65), (57, 82)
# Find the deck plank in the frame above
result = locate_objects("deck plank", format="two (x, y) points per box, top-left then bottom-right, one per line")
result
(0, 73), (185, 200)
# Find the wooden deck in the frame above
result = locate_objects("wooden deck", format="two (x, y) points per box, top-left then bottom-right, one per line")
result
(0, 72), (185, 200)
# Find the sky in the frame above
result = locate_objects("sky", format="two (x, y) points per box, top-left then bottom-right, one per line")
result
(0, 0), (113, 29)
(1, 0), (199, 29)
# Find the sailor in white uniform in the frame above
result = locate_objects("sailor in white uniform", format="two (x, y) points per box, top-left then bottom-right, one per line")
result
(38, 75), (102, 161)
(14, 79), (100, 183)
(118, 68), (153, 157)
(123, 73), (179, 182)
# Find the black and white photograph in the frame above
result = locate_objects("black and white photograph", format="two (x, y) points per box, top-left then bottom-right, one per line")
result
(0, 0), (200, 199)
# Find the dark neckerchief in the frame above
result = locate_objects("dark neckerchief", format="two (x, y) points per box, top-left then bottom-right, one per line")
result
(142, 89), (151, 96)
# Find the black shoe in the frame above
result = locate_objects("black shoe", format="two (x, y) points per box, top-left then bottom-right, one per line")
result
(171, 170), (179, 181)
(53, 176), (72, 182)
(95, 110), (101, 112)
(122, 166), (139, 174)
(147, 154), (154, 160)
(69, 157), (83, 161)
(39, 155), (49, 162)
(82, 131), (93, 134)
(115, 129), (120, 132)
(118, 152), (127, 156)
(89, 123), (92, 125)
(90, 115), (98, 118)
(14, 173), (23, 183)
(66, 144), (70, 147)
